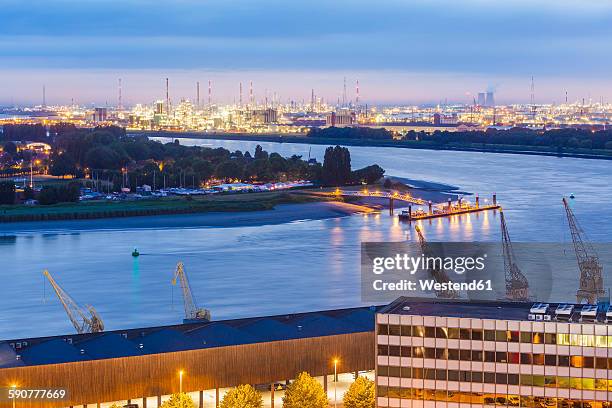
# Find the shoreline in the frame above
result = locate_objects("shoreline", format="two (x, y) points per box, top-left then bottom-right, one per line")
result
(137, 131), (612, 161)
(0, 201), (375, 233)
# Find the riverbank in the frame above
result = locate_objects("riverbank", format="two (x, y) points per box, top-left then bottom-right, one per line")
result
(138, 131), (612, 161)
(0, 201), (375, 233)
(0, 191), (342, 224)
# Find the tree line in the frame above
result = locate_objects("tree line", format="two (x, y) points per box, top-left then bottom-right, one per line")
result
(148, 372), (375, 408)
(0, 124), (387, 205)
(305, 125), (612, 151)
(407, 127), (612, 150)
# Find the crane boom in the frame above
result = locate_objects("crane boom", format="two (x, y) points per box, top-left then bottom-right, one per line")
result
(172, 262), (211, 322)
(562, 198), (605, 304)
(43, 270), (104, 334)
(500, 211), (530, 301)
(414, 225), (459, 299)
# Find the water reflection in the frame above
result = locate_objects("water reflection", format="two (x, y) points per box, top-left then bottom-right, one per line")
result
(1, 140), (611, 338)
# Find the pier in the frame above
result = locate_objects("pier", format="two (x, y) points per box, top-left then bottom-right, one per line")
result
(398, 194), (500, 222)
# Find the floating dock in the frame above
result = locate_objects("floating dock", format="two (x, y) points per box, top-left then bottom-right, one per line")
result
(398, 194), (501, 222)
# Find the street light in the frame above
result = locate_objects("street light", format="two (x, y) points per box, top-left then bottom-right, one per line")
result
(179, 370), (184, 394)
(11, 384), (17, 408)
(333, 358), (339, 408)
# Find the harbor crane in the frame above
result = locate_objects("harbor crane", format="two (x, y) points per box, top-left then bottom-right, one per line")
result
(500, 211), (530, 301)
(43, 269), (104, 334)
(414, 225), (459, 299)
(562, 198), (605, 304)
(172, 262), (211, 323)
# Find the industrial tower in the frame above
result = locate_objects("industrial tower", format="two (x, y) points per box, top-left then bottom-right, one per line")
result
(43, 269), (104, 334)
(500, 211), (530, 301)
(562, 198), (605, 304)
(414, 225), (459, 299)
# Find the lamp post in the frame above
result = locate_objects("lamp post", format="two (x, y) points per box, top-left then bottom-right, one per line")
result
(11, 384), (17, 408)
(333, 359), (339, 408)
(29, 160), (33, 188)
(179, 370), (184, 394)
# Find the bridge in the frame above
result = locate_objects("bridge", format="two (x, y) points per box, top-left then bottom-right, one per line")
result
(332, 188), (427, 215)
(334, 189), (427, 205)
(331, 189), (499, 219)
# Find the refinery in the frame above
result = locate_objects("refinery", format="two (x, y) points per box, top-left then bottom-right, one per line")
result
(1, 79), (612, 134)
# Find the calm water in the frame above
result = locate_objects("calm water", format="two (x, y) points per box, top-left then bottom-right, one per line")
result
(1, 139), (611, 339)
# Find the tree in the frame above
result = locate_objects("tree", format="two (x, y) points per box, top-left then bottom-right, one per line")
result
(215, 160), (243, 181)
(3, 141), (17, 155)
(160, 393), (196, 408)
(38, 183), (80, 205)
(0, 181), (16, 205)
(321, 146), (352, 186)
(351, 165), (385, 185)
(254, 145), (268, 160)
(50, 152), (77, 178)
(343, 376), (375, 408)
(84, 146), (123, 170)
(220, 384), (263, 408)
(282, 372), (328, 408)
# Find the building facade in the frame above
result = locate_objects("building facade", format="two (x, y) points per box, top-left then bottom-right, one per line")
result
(376, 298), (612, 408)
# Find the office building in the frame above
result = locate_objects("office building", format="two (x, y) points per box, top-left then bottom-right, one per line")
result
(376, 297), (612, 408)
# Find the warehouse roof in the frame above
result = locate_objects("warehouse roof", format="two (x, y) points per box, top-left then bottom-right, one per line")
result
(0, 305), (380, 369)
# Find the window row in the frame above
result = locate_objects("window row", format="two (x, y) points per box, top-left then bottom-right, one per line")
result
(377, 365), (612, 391)
(378, 345), (612, 369)
(378, 324), (612, 348)
(376, 386), (611, 408)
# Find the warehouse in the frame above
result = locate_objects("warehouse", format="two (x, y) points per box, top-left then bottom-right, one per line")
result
(0, 306), (379, 408)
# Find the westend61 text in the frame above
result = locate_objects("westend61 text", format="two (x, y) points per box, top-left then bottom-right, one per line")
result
(372, 279), (493, 292)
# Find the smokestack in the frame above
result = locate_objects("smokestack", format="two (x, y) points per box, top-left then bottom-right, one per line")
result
(196, 81), (200, 107)
(249, 81), (254, 106)
(208, 80), (212, 105)
(165, 77), (170, 115)
(239, 82), (243, 107)
(42, 85), (46, 108)
(118, 78), (123, 110)
(356, 79), (360, 105)
(311, 89), (315, 111)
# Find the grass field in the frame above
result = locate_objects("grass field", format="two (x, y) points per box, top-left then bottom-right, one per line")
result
(0, 191), (338, 223)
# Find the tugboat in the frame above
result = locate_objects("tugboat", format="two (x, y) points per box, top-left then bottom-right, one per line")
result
(132, 247), (140, 257)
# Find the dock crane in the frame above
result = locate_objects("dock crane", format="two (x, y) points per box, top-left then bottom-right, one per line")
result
(172, 262), (211, 323)
(500, 211), (530, 301)
(414, 225), (459, 299)
(43, 269), (104, 334)
(562, 198), (605, 304)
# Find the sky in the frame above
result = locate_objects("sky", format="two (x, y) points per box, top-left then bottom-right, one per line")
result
(1, 0), (612, 106)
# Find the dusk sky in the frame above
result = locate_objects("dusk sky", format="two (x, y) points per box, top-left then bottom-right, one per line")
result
(1, 0), (612, 106)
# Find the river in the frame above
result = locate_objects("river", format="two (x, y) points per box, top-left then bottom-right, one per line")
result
(1, 138), (611, 339)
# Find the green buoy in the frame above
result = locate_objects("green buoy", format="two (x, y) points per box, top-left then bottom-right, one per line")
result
(132, 247), (140, 257)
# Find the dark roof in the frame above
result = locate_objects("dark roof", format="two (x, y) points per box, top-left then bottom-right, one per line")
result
(237, 319), (300, 342)
(19, 339), (86, 365)
(137, 329), (202, 353)
(0, 305), (381, 369)
(379, 297), (612, 323)
(74, 334), (144, 359)
(187, 324), (258, 348)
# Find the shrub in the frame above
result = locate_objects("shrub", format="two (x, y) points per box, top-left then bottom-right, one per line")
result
(282, 372), (328, 408)
(220, 384), (263, 408)
(160, 393), (196, 408)
(343, 376), (375, 408)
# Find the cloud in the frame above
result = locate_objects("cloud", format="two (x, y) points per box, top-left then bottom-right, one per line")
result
(0, 0), (611, 103)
